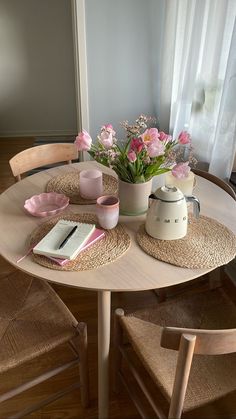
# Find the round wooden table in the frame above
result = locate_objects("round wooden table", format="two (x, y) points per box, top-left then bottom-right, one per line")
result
(0, 161), (235, 418)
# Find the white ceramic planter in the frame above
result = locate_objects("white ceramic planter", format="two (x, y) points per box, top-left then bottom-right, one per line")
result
(118, 179), (152, 215)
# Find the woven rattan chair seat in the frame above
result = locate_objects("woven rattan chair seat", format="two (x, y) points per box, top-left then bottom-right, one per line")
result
(121, 288), (236, 412)
(0, 275), (78, 373)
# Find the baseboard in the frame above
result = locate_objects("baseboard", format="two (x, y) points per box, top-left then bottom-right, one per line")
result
(34, 136), (76, 145)
(0, 130), (77, 137)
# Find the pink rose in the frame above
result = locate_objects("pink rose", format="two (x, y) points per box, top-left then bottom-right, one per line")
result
(74, 130), (92, 151)
(140, 128), (159, 143)
(178, 131), (191, 145)
(147, 139), (165, 158)
(130, 138), (143, 153)
(172, 162), (191, 179)
(99, 131), (114, 149)
(127, 150), (137, 162)
(159, 131), (171, 142)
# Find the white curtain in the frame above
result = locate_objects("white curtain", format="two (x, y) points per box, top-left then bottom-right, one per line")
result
(158, 0), (236, 180)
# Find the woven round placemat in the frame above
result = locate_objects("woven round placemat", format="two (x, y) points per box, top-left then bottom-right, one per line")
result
(46, 171), (118, 204)
(137, 214), (236, 269)
(30, 213), (130, 271)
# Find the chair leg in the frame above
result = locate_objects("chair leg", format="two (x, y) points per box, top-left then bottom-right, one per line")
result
(73, 322), (89, 408)
(113, 308), (124, 394)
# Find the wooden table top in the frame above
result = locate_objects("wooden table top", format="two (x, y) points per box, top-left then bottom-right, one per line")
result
(0, 162), (235, 292)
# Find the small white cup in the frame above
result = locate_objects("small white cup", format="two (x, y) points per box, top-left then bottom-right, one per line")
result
(79, 169), (103, 200)
(96, 195), (119, 229)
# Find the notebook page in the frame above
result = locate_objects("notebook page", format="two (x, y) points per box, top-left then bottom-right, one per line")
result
(33, 220), (96, 260)
(47, 228), (105, 265)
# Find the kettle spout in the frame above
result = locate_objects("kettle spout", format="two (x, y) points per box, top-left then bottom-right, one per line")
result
(185, 195), (200, 218)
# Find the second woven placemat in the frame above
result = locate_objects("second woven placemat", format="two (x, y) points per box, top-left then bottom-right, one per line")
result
(137, 214), (236, 269)
(46, 171), (118, 204)
(30, 213), (131, 271)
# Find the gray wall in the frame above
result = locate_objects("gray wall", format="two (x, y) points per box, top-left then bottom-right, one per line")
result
(0, 0), (77, 137)
(85, 0), (164, 139)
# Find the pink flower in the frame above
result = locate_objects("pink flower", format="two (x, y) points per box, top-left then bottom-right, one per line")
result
(140, 128), (159, 143)
(99, 131), (114, 149)
(172, 162), (191, 179)
(178, 131), (191, 145)
(74, 130), (92, 151)
(130, 138), (144, 153)
(101, 124), (116, 136)
(127, 150), (137, 162)
(159, 131), (171, 142)
(147, 139), (165, 158)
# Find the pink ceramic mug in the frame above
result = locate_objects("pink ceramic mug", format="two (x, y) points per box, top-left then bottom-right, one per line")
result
(96, 195), (119, 229)
(79, 169), (103, 199)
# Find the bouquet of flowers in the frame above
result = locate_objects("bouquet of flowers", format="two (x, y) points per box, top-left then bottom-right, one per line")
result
(75, 115), (194, 184)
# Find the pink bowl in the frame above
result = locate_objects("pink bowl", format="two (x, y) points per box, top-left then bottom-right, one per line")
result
(24, 192), (69, 217)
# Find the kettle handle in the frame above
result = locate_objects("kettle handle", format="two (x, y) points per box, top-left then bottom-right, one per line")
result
(148, 193), (159, 208)
(149, 193), (158, 200)
(185, 195), (200, 218)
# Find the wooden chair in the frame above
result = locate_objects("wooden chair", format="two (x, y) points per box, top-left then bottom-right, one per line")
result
(9, 143), (78, 182)
(156, 169), (236, 302)
(192, 168), (236, 290)
(192, 168), (236, 200)
(114, 285), (236, 418)
(0, 273), (89, 418)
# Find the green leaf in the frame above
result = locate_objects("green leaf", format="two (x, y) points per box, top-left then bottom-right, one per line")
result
(124, 137), (132, 154)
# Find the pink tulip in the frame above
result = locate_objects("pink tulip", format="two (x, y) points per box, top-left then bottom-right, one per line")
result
(140, 128), (159, 143)
(178, 131), (191, 145)
(171, 162), (191, 179)
(130, 138), (143, 153)
(99, 131), (114, 149)
(127, 150), (137, 162)
(147, 139), (165, 158)
(101, 124), (116, 136)
(159, 131), (171, 142)
(104, 124), (113, 130)
(74, 130), (92, 151)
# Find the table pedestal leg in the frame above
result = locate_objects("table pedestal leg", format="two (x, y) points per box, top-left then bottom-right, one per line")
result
(98, 290), (111, 419)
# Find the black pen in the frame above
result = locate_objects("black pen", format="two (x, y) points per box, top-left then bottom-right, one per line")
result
(58, 226), (78, 249)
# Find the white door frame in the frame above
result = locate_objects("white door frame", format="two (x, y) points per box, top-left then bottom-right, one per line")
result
(71, 0), (89, 134)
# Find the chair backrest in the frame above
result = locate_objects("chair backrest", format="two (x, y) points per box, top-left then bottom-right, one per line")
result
(192, 168), (236, 201)
(9, 143), (78, 182)
(161, 326), (236, 355)
(161, 326), (236, 418)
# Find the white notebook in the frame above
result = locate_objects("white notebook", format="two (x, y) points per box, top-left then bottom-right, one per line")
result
(33, 220), (96, 260)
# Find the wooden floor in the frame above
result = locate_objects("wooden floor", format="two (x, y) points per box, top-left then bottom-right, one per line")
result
(0, 138), (235, 418)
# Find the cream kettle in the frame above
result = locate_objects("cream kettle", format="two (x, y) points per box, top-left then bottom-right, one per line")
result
(145, 185), (200, 240)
